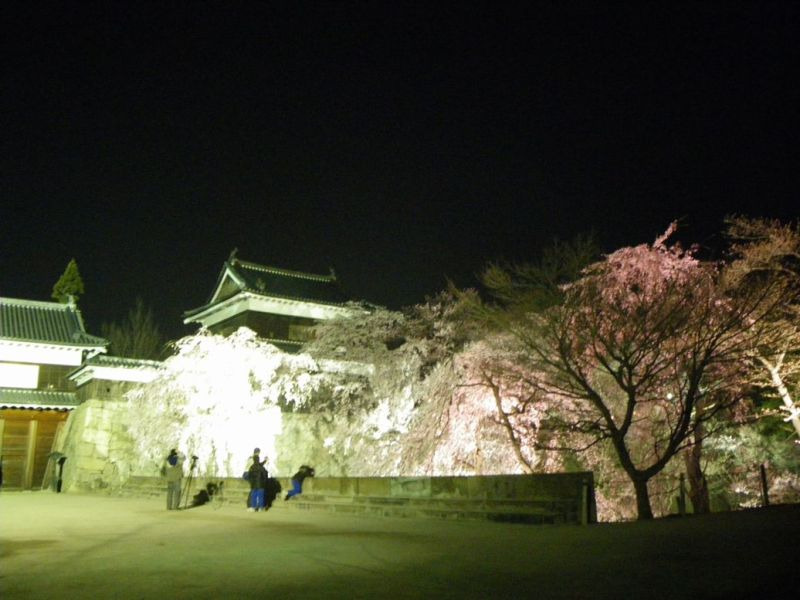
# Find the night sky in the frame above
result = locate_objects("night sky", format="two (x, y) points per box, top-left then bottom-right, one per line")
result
(2, 3), (798, 340)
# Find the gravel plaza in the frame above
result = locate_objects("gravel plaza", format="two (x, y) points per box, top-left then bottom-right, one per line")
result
(2, 492), (798, 599)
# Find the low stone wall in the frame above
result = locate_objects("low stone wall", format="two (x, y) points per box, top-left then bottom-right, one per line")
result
(307, 473), (591, 500)
(117, 472), (596, 524)
(302, 473), (596, 524)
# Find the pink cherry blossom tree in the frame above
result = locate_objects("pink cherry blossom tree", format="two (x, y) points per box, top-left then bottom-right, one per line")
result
(474, 225), (782, 519)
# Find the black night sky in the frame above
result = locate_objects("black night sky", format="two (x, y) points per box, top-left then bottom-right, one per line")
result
(2, 2), (798, 340)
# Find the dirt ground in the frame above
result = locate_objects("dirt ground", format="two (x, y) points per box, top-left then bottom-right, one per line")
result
(1, 491), (798, 599)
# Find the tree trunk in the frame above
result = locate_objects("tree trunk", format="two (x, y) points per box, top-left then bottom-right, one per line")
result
(487, 377), (535, 473)
(684, 426), (711, 514)
(632, 477), (654, 520)
(762, 356), (800, 439)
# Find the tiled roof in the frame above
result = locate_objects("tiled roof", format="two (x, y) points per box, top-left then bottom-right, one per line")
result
(67, 354), (164, 384)
(0, 297), (107, 347)
(0, 387), (79, 410)
(229, 259), (349, 304)
(83, 354), (163, 369)
(184, 257), (350, 318)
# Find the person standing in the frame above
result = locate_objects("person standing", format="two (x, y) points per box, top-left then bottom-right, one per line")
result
(245, 447), (264, 509)
(284, 465), (315, 501)
(247, 453), (269, 511)
(161, 449), (184, 510)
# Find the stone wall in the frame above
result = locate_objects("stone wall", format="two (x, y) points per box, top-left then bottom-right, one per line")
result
(307, 472), (594, 502)
(56, 395), (595, 523)
(57, 400), (345, 492)
(272, 412), (344, 476)
(58, 399), (134, 493)
(305, 473), (597, 523)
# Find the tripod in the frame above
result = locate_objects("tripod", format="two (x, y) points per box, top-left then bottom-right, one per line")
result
(181, 455), (199, 509)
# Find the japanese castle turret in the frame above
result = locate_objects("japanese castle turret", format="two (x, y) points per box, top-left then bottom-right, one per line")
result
(182, 252), (354, 351)
(0, 296), (107, 410)
(0, 296), (108, 489)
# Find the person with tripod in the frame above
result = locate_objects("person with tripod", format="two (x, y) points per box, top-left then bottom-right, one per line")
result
(161, 449), (185, 510)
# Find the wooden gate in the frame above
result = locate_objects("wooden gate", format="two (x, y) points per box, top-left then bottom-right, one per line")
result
(0, 409), (69, 490)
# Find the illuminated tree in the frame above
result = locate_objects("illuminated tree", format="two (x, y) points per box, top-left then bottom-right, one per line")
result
(725, 216), (800, 438)
(443, 335), (563, 474)
(304, 299), (463, 474)
(474, 225), (782, 519)
(101, 297), (166, 360)
(304, 292), (530, 477)
(305, 301), (403, 360)
(125, 328), (335, 477)
(51, 258), (85, 303)
(403, 290), (483, 376)
(306, 291), (477, 373)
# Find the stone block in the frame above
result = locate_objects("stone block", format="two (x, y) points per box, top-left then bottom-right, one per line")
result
(85, 429), (111, 448)
(304, 477), (345, 496)
(431, 477), (469, 498)
(390, 477), (431, 498)
(78, 456), (109, 473)
(77, 442), (97, 458)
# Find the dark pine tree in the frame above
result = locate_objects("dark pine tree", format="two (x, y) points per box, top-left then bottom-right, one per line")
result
(51, 258), (85, 303)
